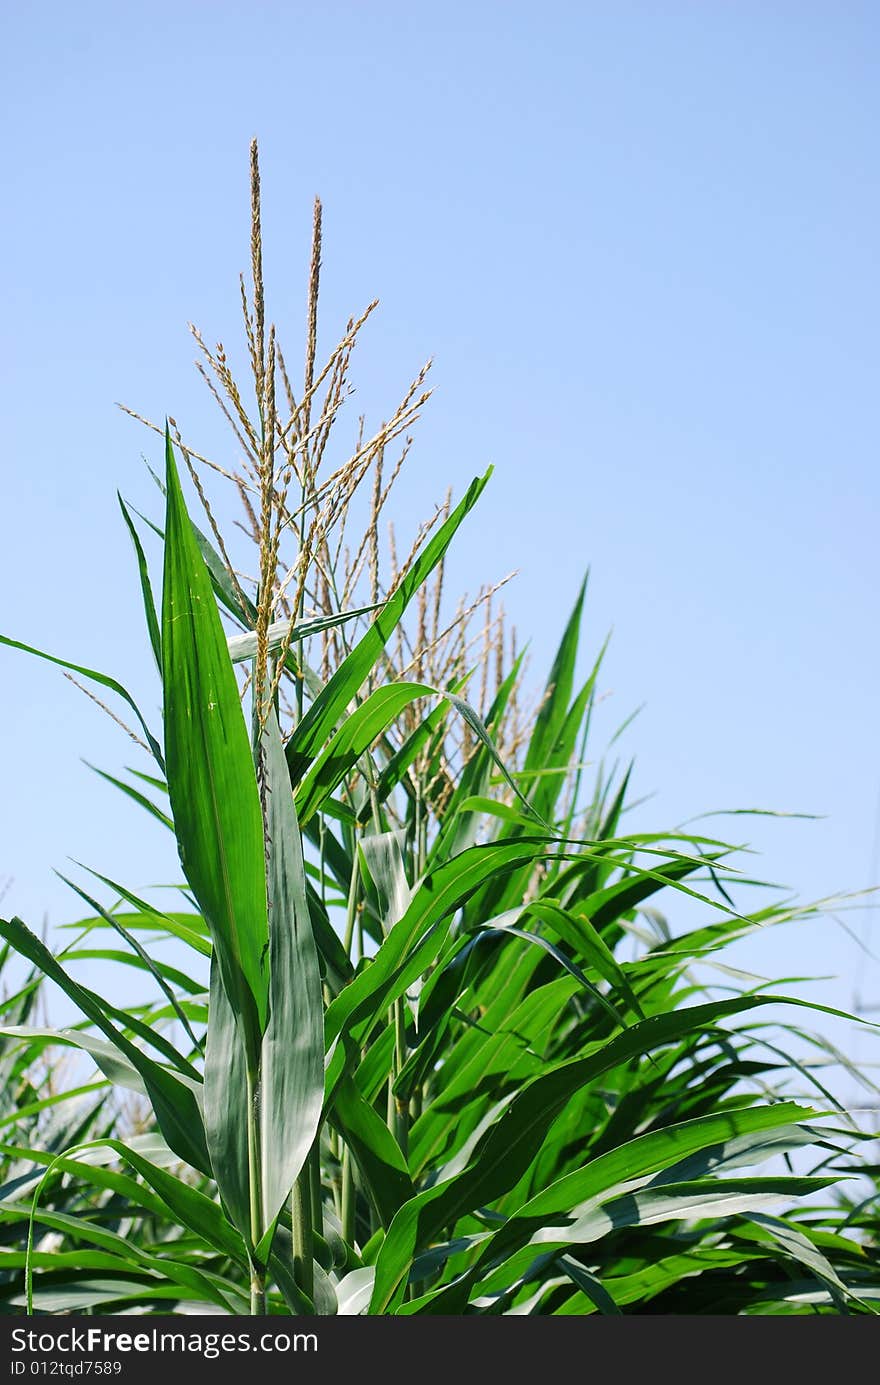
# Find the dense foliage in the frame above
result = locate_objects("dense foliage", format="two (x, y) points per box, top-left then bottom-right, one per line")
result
(1, 149), (877, 1315)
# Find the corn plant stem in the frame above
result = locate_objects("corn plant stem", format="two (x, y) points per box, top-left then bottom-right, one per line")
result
(292, 1166), (314, 1301)
(244, 652), (267, 1316)
(339, 827), (361, 1248)
(388, 768), (421, 1164)
(413, 779), (423, 881)
(417, 784), (428, 877)
(290, 643), (316, 1300)
(391, 998), (411, 1304)
(393, 997), (409, 1159)
(369, 782), (382, 834)
(340, 1144), (355, 1246)
(342, 843), (361, 957)
(308, 1139), (323, 1236)
(356, 905), (364, 963)
(407, 775), (427, 1224)
(330, 1124), (342, 1221)
(319, 815), (327, 910)
(246, 1065), (266, 1315)
(386, 1057), (395, 1130)
(421, 814), (429, 871)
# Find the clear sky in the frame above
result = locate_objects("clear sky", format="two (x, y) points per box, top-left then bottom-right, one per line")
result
(2, 3), (878, 1093)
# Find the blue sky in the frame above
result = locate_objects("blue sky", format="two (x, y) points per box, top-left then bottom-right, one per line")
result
(2, 3), (879, 1090)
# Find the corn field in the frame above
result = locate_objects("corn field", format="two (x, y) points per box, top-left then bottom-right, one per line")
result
(1, 146), (878, 1317)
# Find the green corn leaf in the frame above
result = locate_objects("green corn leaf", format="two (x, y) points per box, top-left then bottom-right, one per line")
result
(203, 956), (249, 1241)
(525, 900), (645, 1020)
(456, 795), (539, 827)
(1, 1209), (244, 1314)
(124, 766), (169, 794)
(306, 884), (354, 996)
(117, 492), (162, 672)
(226, 603), (380, 663)
(522, 576), (587, 781)
(55, 873), (202, 1054)
(581, 854), (711, 934)
(558, 1258), (621, 1315)
(0, 1026), (148, 1097)
(62, 904), (211, 958)
(474, 1178), (838, 1302)
(586, 1247), (762, 1312)
(736, 1213), (866, 1311)
(356, 1027), (397, 1105)
(324, 840), (560, 1098)
(335, 1266), (376, 1316)
(161, 428), (269, 1062)
(0, 634), (164, 769)
(0, 1080), (106, 1137)
(332, 1077), (413, 1228)
(66, 1138), (247, 1265)
(136, 490), (328, 706)
(472, 920), (627, 1029)
(285, 468), (492, 784)
(475, 1102), (821, 1274)
(429, 656), (524, 865)
(65, 867), (212, 957)
(358, 831), (412, 941)
(82, 762), (174, 831)
(205, 709), (325, 1256)
(295, 679), (542, 829)
(374, 690), (463, 805)
(370, 995), (817, 1311)
(12, 1282), (223, 1313)
(0, 1140), (169, 1213)
(408, 978), (580, 1176)
(61, 949), (201, 996)
(0, 916), (209, 1174)
(257, 708), (325, 1237)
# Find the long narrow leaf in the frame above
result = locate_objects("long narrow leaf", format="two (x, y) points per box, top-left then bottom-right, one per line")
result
(162, 429), (269, 1062)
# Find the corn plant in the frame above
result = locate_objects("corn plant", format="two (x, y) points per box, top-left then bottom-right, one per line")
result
(1, 145), (877, 1315)
(0, 946), (129, 1312)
